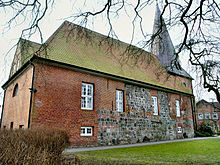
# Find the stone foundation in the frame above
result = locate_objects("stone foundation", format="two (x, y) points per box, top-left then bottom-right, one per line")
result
(97, 84), (194, 145)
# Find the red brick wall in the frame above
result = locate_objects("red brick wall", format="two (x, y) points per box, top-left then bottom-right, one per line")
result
(29, 63), (194, 145)
(168, 93), (194, 137)
(196, 101), (220, 131)
(31, 63), (125, 146)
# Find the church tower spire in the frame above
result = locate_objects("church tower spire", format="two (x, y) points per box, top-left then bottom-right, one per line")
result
(151, 3), (192, 79)
(151, 3), (175, 68)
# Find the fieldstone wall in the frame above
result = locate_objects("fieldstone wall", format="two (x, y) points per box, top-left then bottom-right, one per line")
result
(97, 84), (194, 146)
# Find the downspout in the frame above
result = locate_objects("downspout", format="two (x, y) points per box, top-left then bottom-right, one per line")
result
(190, 96), (197, 131)
(28, 62), (36, 128)
(0, 90), (6, 128)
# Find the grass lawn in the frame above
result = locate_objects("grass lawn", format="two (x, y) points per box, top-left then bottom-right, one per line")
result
(65, 138), (220, 165)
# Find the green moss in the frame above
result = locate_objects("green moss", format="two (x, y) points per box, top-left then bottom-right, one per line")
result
(18, 22), (192, 94)
(19, 38), (41, 65)
(38, 23), (192, 94)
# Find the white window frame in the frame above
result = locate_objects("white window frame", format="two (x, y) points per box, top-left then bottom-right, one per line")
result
(176, 100), (180, 117)
(81, 127), (93, 136)
(198, 113), (204, 120)
(13, 64), (16, 74)
(152, 96), (158, 115)
(17, 60), (20, 71)
(116, 90), (124, 112)
(81, 83), (93, 110)
(212, 113), (218, 120)
(205, 113), (211, 119)
(178, 127), (182, 133)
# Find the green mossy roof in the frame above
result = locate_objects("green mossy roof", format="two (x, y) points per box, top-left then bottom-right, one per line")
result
(21, 21), (193, 94)
(19, 38), (41, 65)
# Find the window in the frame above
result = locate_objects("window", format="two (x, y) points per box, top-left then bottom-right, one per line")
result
(198, 113), (204, 120)
(183, 82), (187, 87)
(212, 113), (218, 120)
(178, 127), (182, 133)
(10, 122), (13, 130)
(81, 83), (93, 110)
(205, 113), (211, 119)
(12, 64), (16, 74)
(19, 125), (24, 129)
(116, 90), (124, 112)
(176, 100), (180, 117)
(17, 60), (20, 71)
(12, 84), (18, 97)
(81, 127), (93, 136)
(152, 96), (158, 115)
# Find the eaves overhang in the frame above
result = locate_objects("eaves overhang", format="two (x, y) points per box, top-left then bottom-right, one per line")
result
(2, 55), (194, 97)
(2, 60), (33, 90)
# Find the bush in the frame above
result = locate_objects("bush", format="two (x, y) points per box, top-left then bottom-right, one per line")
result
(0, 128), (69, 164)
(195, 122), (214, 137)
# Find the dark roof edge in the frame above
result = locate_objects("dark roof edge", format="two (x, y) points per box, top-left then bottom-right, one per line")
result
(2, 56), (193, 96)
(19, 38), (41, 46)
(2, 61), (32, 89)
(40, 56), (192, 95)
(167, 69), (193, 80)
(196, 99), (220, 110)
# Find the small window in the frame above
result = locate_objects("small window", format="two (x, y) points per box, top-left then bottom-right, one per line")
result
(183, 83), (187, 87)
(212, 113), (218, 120)
(176, 100), (180, 117)
(178, 127), (182, 133)
(19, 125), (24, 129)
(152, 96), (158, 115)
(81, 83), (93, 110)
(198, 113), (203, 120)
(81, 127), (93, 136)
(10, 122), (13, 130)
(12, 84), (19, 97)
(17, 60), (20, 71)
(116, 90), (124, 112)
(205, 113), (211, 119)
(13, 64), (16, 74)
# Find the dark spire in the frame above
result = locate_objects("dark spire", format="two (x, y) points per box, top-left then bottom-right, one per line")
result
(151, 3), (192, 79)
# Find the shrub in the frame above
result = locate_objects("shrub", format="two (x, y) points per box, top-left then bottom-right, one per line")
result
(0, 127), (69, 164)
(195, 122), (214, 137)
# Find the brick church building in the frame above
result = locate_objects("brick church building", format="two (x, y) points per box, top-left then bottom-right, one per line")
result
(1, 5), (195, 146)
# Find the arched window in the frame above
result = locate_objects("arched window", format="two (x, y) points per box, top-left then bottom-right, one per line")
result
(12, 84), (18, 97)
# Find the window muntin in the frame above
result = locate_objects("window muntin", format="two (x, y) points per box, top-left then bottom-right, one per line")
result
(178, 127), (182, 133)
(152, 96), (158, 115)
(212, 113), (218, 120)
(205, 113), (211, 119)
(116, 90), (124, 112)
(81, 83), (93, 110)
(12, 84), (19, 97)
(176, 100), (180, 117)
(198, 113), (203, 120)
(81, 127), (93, 136)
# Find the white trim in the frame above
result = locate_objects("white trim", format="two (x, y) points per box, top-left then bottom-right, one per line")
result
(205, 113), (211, 119)
(198, 113), (203, 120)
(152, 96), (158, 115)
(212, 113), (218, 120)
(176, 100), (180, 117)
(81, 127), (93, 136)
(81, 83), (93, 110)
(178, 127), (182, 133)
(116, 90), (124, 112)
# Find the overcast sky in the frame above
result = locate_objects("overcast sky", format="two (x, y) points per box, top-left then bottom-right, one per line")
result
(0, 0), (217, 115)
